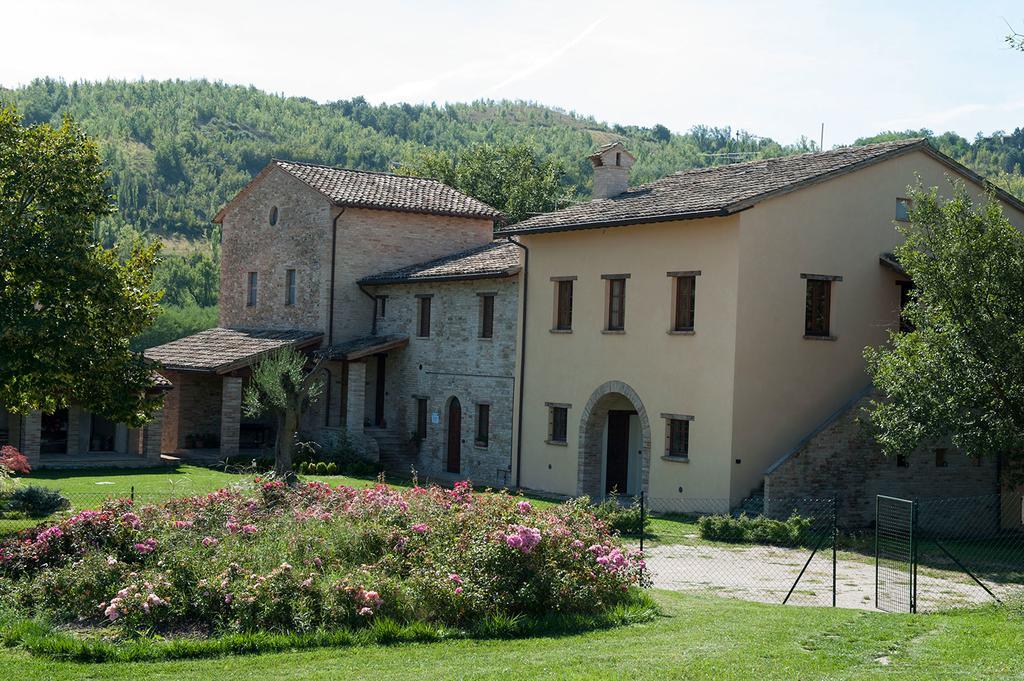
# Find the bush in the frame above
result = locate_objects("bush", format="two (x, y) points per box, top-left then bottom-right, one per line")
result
(6, 486), (70, 518)
(697, 512), (814, 547)
(325, 463), (338, 475)
(589, 494), (650, 536)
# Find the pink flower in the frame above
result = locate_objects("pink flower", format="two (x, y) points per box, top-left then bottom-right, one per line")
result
(449, 573), (463, 585)
(454, 586), (463, 595)
(358, 607), (374, 616)
(363, 590), (383, 607)
(503, 525), (542, 554)
(173, 520), (194, 529)
(411, 523), (430, 534)
(301, 578), (314, 588)
(312, 556), (322, 568)
(120, 512), (142, 529)
(516, 500), (532, 514)
(36, 526), (63, 543)
(241, 524), (258, 535)
(106, 555), (118, 566)
(224, 593), (233, 604)
(134, 538), (158, 555)
(202, 536), (218, 547)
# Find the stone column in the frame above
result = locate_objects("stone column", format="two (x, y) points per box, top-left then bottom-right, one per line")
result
(220, 376), (243, 458)
(344, 361), (366, 431)
(22, 411), (41, 467)
(144, 408), (164, 464)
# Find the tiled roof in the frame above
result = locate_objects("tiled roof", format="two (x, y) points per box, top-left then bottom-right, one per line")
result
(499, 139), (930, 235)
(323, 334), (410, 361)
(274, 161), (500, 219)
(150, 371), (173, 389)
(144, 328), (323, 373)
(359, 241), (521, 285)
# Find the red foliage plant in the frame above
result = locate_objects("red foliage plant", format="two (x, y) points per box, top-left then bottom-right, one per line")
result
(0, 445), (30, 475)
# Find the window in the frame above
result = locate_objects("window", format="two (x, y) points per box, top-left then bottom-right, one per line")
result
(415, 398), (428, 440)
(269, 205), (279, 226)
(895, 198), (912, 222)
(896, 453), (909, 468)
(479, 294), (495, 339)
(376, 295), (388, 319)
(475, 403), (490, 447)
(898, 281), (914, 332)
(605, 275), (628, 331)
(667, 418), (690, 458)
(615, 151), (622, 166)
(671, 273), (697, 332)
(246, 272), (258, 307)
(553, 278), (574, 331)
(285, 269), (297, 306)
(935, 448), (948, 468)
(547, 404), (568, 444)
(417, 296), (432, 337)
(803, 276), (835, 337)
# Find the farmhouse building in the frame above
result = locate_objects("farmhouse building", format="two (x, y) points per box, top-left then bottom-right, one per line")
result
(501, 139), (1024, 522)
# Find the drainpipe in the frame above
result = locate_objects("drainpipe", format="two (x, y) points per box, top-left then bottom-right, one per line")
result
(327, 208), (345, 347)
(357, 283), (379, 336)
(507, 236), (528, 490)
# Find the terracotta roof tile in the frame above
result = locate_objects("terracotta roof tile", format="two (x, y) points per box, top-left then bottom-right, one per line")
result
(144, 328), (322, 373)
(359, 241), (521, 285)
(275, 161), (500, 219)
(499, 139), (928, 235)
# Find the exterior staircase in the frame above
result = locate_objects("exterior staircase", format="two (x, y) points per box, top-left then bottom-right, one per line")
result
(366, 428), (417, 478)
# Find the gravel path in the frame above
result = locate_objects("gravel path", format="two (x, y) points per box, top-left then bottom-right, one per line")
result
(644, 543), (992, 611)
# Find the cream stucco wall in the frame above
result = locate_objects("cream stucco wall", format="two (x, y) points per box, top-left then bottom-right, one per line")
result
(730, 149), (1024, 500)
(515, 215), (741, 501)
(514, 149), (1024, 505)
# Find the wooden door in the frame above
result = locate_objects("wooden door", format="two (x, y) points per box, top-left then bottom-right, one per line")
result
(446, 397), (461, 474)
(605, 410), (631, 495)
(374, 354), (386, 427)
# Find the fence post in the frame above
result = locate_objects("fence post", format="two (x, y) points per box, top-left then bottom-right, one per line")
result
(131, 485), (135, 503)
(832, 497), (838, 608)
(910, 499), (918, 614)
(639, 491), (645, 553)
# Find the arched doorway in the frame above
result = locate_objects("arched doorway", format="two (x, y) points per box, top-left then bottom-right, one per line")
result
(446, 397), (462, 474)
(577, 381), (652, 499)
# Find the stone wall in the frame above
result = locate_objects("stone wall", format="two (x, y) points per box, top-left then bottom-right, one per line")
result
(764, 391), (1001, 529)
(219, 167), (331, 331)
(159, 372), (223, 450)
(369, 276), (518, 487)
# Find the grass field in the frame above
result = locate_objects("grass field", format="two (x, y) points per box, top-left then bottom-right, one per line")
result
(0, 590), (1021, 679)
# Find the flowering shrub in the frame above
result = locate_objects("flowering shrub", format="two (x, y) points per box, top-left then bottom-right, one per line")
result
(0, 445), (30, 475)
(0, 479), (647, 638)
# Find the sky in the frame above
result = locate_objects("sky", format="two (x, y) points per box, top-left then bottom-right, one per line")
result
(3, 0), (1024, 146)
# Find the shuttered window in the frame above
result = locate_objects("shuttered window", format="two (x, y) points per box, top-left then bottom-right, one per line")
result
(607, 277), (626, 331)
(480, 294), (495, 338)
(555, 280), (573, 330)
(417, 296), (432, 337)
(673, 275), (696, 331)
(804, 279), (831, 337)
(476, 403), (490, 446)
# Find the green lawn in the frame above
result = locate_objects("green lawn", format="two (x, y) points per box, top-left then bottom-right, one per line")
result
(0, 591), (1021, 679)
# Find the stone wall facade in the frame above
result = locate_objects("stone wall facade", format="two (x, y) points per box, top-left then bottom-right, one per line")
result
(368, 276), (518, 487)
(764, 391), (1001, 529)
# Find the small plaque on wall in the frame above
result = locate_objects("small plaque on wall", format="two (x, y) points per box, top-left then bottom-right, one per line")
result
(431, 411), (440, 425)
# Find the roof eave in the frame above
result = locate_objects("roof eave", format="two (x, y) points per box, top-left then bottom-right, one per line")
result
(496, 208), (735, 236)
(360, 266), (521, 287)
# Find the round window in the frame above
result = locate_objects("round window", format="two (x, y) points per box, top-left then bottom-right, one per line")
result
(268, 205), (279, 226)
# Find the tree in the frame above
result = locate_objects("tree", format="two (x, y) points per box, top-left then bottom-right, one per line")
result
(1007, 24), (1023, 51)
(0, 106), (163, 425)
(242, 347), (325, 479)
(399, 142), (572, 224)
(864, 182), (1024, 464)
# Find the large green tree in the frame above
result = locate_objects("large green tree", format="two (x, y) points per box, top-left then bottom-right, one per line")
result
(865, 183), (1024, 464)
(399, 142), (573, 224)
(0, 106), (162, 425)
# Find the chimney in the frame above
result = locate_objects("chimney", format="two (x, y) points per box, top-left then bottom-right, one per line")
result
(588, 142), (635, 199)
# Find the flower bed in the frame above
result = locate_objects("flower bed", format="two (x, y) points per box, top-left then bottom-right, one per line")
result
(0, 479), (648, 650)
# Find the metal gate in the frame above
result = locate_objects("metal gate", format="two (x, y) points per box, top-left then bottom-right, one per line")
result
(875, 495), (916, 613)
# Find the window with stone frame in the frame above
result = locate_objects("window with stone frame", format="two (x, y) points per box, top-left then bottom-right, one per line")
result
(416, 295), (432, 338)
(604, 275), (628, 331)
(803, 273), (841, 338)
(553, 278), (574, 331)
(247, 272), (258, 307)
(662, 414), (693, 459)
(475, 403), (490, 447)
(285, 269), (297, 306)
(479, 293), (495, 339)
(547, 404), (569, 444)
(669, 271), (699, 332)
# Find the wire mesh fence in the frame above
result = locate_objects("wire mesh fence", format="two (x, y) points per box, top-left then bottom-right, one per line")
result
(636, 495), (839, 608)
(0, 488), (184, 537)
